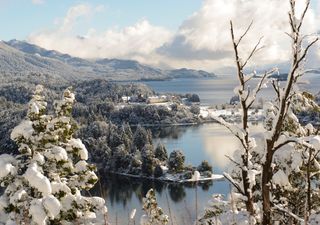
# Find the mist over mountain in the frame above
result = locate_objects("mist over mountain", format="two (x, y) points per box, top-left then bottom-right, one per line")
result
(2, 40), (216, 82)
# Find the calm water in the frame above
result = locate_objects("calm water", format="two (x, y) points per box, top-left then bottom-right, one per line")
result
(143, 73), (320, 106)
(95, 123), (264, 224)
(97, 74), (319, 224)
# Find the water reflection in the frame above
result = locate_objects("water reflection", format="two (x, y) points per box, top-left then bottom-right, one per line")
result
(153, 122), (264, 171)
(150, 125), (195, 140)
(93, 122), (264, 224)
(100, 74), (320, 224)
(91, 173), (221, 225)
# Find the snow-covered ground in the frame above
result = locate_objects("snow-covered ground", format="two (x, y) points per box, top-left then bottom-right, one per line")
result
(200, 106), (264, 122)
(160, 171), (224, 183)
(112, 170), (224, 183)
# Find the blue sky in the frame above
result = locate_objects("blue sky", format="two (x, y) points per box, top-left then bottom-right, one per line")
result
(0, 0), (319, 71)
(0, 0), (201, 40)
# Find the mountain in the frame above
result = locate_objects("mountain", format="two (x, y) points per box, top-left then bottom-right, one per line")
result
(306, 69), (320, 74)
(0, 41), (85, 81)
(3, 40), (216, 81)
(167, 68), (215, 79)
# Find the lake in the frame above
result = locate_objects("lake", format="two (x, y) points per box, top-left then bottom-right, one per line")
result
(142, 73), (320, 106)
(96, 74), (319, 224)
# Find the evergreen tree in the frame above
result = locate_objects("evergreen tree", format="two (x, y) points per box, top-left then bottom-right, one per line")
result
(108, 122), (123, 148)
(141, 144), (155, 176)
(110, 144), (129, 171)
(0, 85), (107, 225)
(168, 150), (185, 173)
(154, 143), (168, 162)
(133, 125), (152, 151)
(197, 160), (212, 173)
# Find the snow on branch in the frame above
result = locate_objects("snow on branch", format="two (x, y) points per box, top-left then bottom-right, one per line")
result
(223, 172), (245, 196)
(246, 68), (278, 108)
(274, 136), (320, 153)
(212, 116), (247, 148)
(273, 204), (304, 223)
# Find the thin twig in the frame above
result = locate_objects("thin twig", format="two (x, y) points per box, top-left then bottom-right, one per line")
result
(236, 20), (254, 46)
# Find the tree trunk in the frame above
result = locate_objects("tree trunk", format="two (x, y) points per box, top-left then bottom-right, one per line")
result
(242, 169), (255, 214)
(262, 141), (274, 225)
(241, 106), (255, 215)
(305, 148), (312, 223)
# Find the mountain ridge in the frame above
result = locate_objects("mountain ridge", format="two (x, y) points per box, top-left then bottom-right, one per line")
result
(3, 40), (217, 82)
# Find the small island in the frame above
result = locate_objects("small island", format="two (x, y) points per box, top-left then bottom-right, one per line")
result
(85, 122), (222, 183)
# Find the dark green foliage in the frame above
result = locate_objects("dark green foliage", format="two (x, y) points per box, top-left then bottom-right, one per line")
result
(111, 144), (129, 170)
(85, 137), (111, 166)
(0, 77), (201, 180)
(155, 143), (168, 161)
(128, 153), (142, 175)
(186, 93), (200, 102)
(197, 160), (213, 173)
(85, 121), (109, 139)
(141, 144), (155, 176)
(154, 165), (164, 178)
(0, 78), (202, 156)
(133, 125), (152, 150)
(168, 150), (185, 173)
(75, 80), (154, 104)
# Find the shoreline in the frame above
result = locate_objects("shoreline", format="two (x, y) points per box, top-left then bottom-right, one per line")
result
(105, 171), (225, 183)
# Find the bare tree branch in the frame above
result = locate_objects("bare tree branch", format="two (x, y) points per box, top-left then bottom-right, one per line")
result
(225, 155), (241, 167)
(271, 80), (280, 101)
(247, 68), (277, 107)
(230, 20), (244, 82)
(273, 204), (304, 223)
(242, 37), (264, 68)
(212, 116), (247, 149)
(223, 172), (245, 196)
(297, 0), (310, 32)
(297, 37), (319, 65)
(273, 139), (296, 151)
(236, 20), (254, 46)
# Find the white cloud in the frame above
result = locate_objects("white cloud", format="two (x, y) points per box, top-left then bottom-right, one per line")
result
(28, 1), (319, 71)
(28, 4), (172, 62)
(32, 0), (44, 5)
(159, 0), (319, 70)
(61, 4), (91, 31)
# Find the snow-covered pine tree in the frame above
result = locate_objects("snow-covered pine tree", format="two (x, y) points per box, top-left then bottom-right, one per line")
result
(0, 85), (107, 225)
(141, 144), (155, 176)
(133, 125), (152, 151)
(0, 85), (56, 225)
(44, 87), (107, 224)
(155, 144), (168, 162)
(140, 189), (169, 225)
